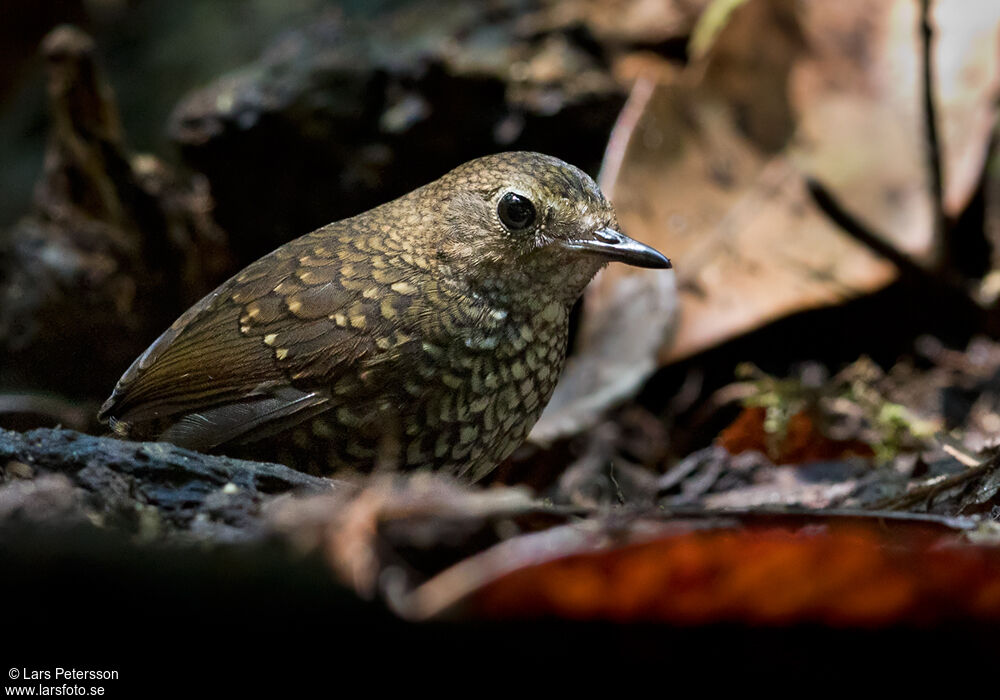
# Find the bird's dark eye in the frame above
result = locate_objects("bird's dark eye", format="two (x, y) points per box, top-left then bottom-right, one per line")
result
(497, 192), (536, 231)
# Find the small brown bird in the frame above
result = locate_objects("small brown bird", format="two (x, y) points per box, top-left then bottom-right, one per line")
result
(99, 152), (670, 480)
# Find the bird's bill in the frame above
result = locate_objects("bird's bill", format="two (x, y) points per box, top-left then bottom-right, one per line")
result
(560, 228), (672, 269)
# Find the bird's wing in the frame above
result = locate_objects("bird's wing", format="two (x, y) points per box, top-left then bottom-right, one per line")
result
(99, 229), (415, 450)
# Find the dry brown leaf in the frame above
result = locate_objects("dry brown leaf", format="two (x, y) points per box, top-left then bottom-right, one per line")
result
(933, 0), (1000, 216)
(398, 518), (1000, 624)
(586, 67), (896, 366)
(788, 0), (935, 260)
(548, 0), (1000, 426)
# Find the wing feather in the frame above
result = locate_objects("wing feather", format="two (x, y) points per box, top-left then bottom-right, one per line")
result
(157, 389), (330, 451)
(99, 233), (399, 449)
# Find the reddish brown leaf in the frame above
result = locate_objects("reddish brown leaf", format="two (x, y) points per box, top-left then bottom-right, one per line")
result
(465, 526), (1000, 625)
(718, 406), (875, 464)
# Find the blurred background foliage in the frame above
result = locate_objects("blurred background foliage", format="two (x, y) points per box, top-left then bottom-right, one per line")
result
(0, 0), (387, 226)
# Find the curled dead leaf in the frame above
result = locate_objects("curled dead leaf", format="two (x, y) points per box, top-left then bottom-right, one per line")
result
(403, 523), (1000, 624)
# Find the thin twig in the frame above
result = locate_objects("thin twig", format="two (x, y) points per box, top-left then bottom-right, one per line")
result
(938, 433), (986, 468)
(807, 178), (985, 319)
(872, 450), (998, 511)
(919, 0), (949, 264)
(807, 178), (933, 280)
(598, 73), (657, 196)
(608, 461), (626, 506)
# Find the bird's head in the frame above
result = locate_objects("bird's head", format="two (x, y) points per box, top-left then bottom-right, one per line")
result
(423, 152), (670, 308)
